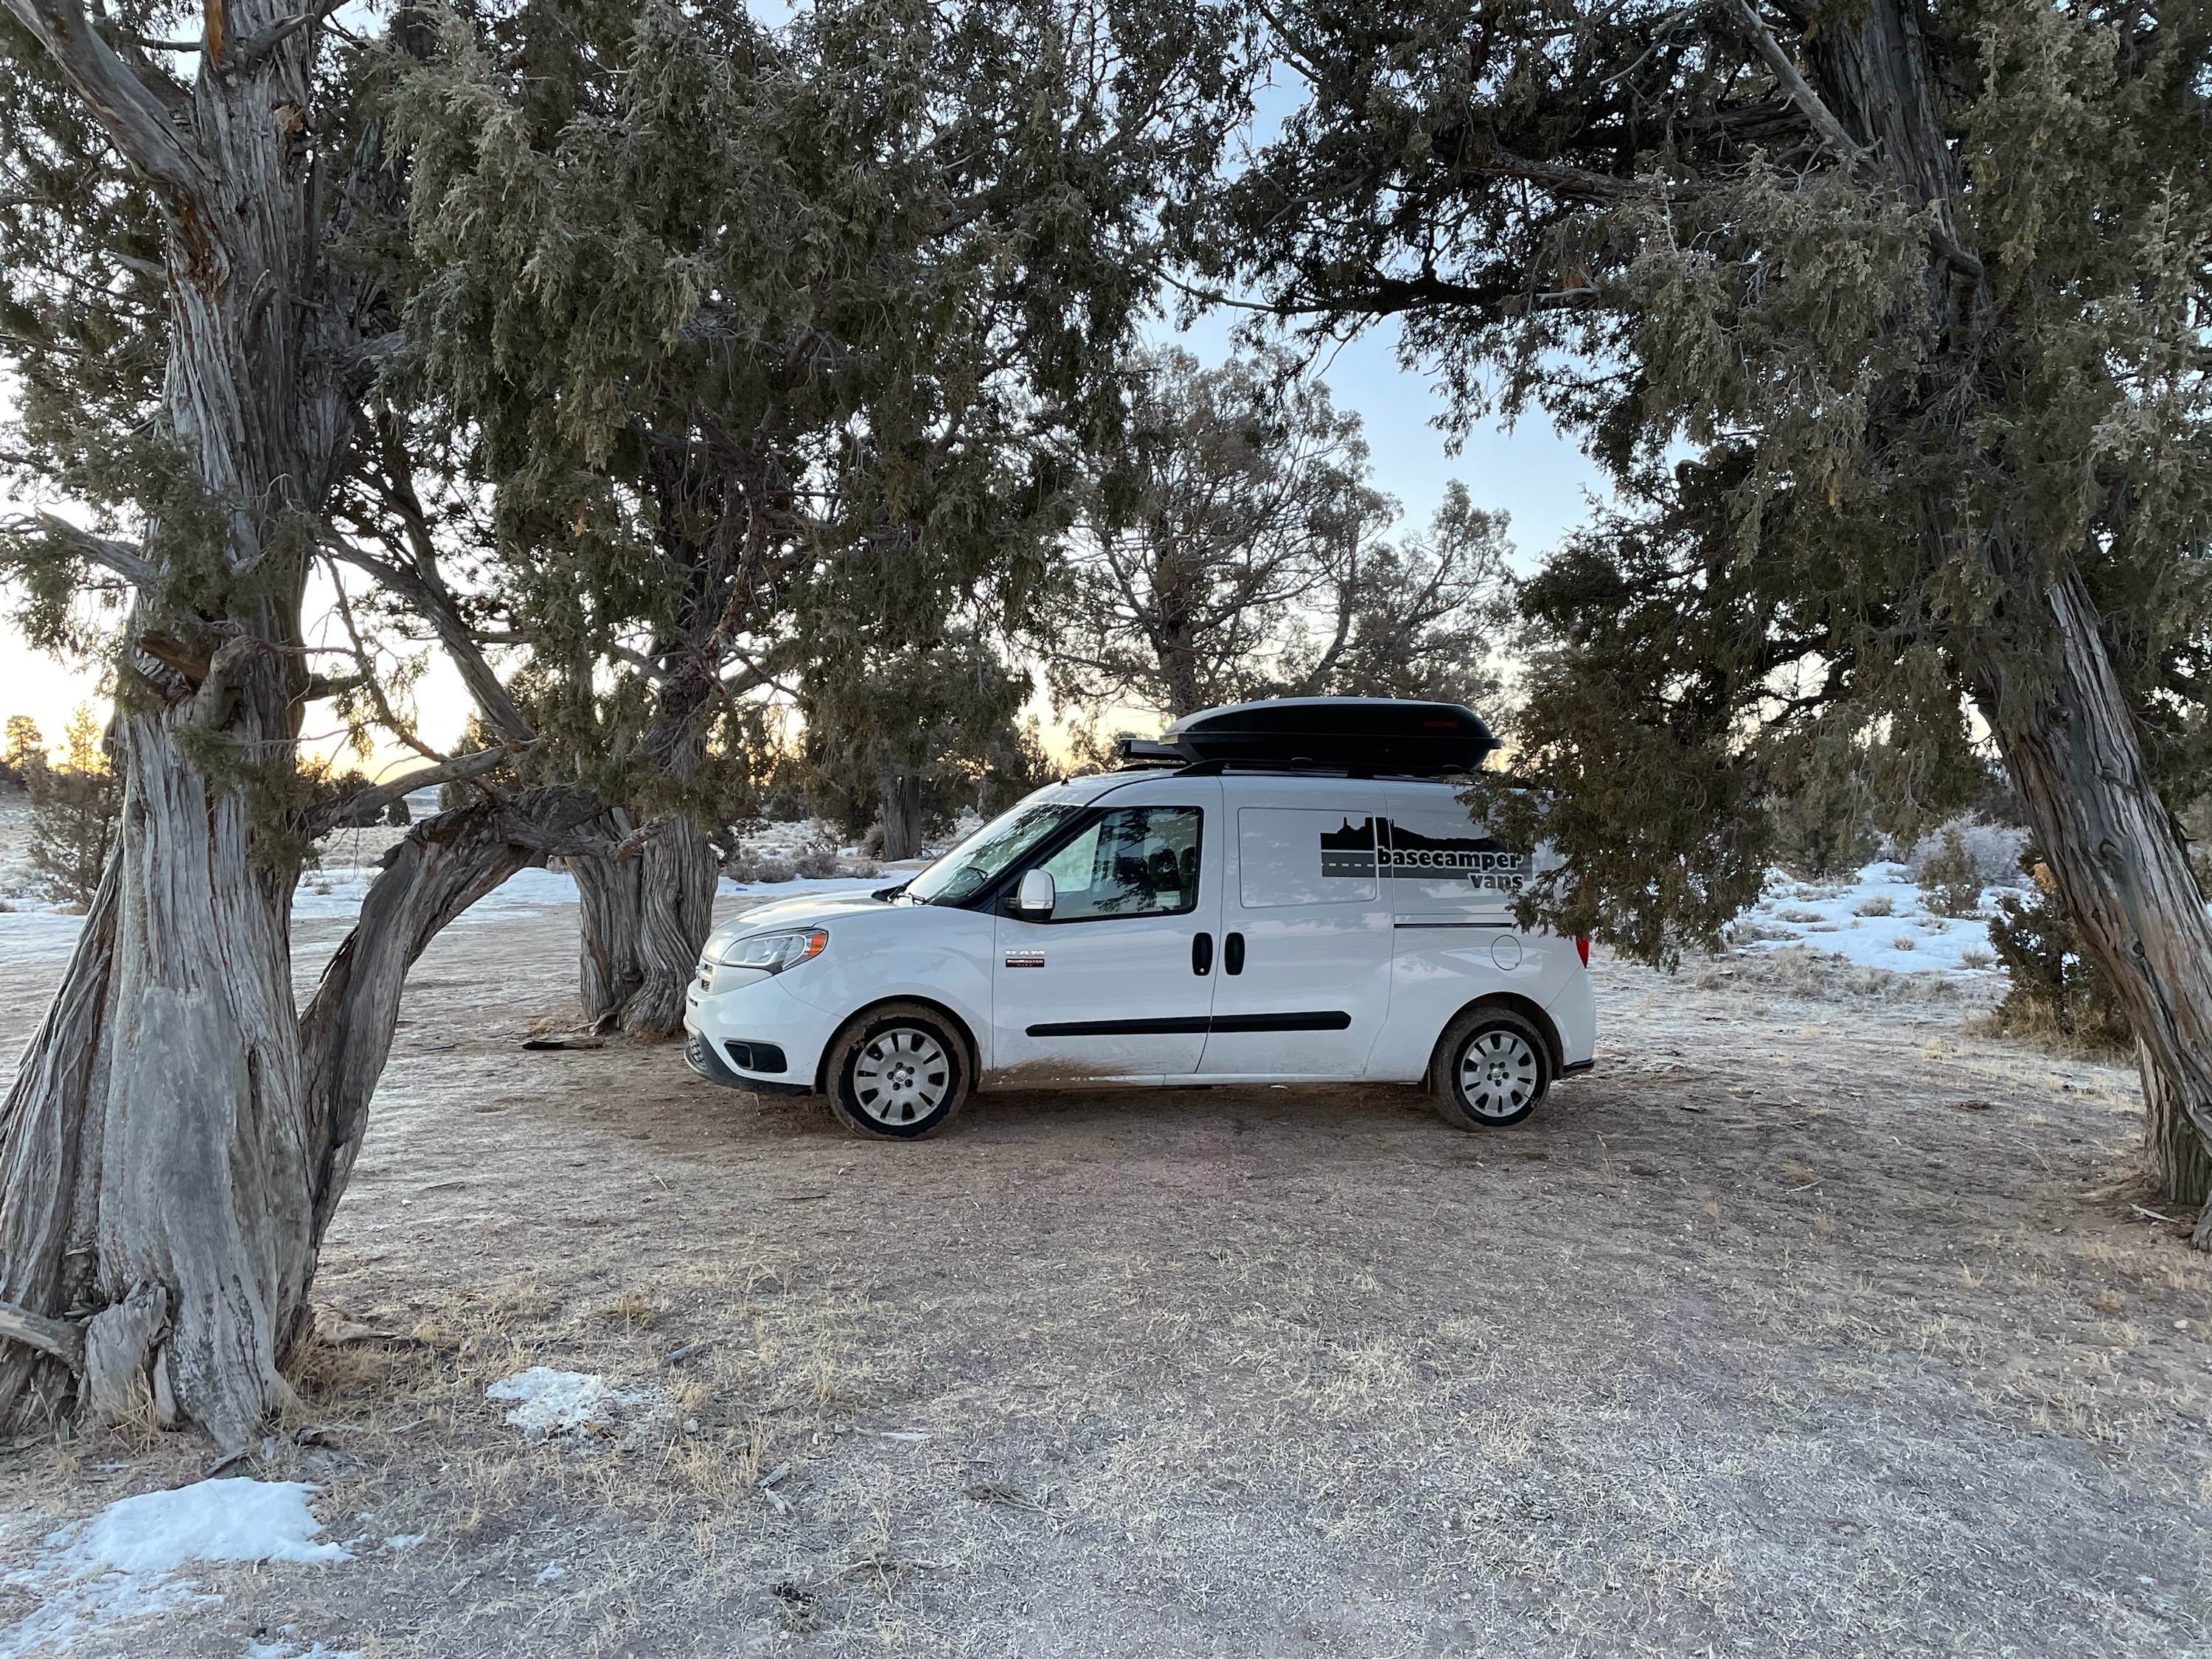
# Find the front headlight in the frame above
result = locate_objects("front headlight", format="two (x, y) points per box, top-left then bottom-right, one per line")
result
(712, 928), (828, 974)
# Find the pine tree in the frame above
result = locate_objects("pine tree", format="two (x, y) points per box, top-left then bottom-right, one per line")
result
(24, 703), (119, 905)
(0, 715), (42, 786)
(1050, 345), (1506, 723)
(1207, 0), (2212, 1233)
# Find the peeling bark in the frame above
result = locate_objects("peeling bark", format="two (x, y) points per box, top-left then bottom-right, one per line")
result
(0, 0), (470, 1443)
(1, 786), (604, 1441)
(625, 817), (718, 1039)
(1979, 577), (2212, 1241)
(1801, 0), (2212, 1224)
(573, 810), (646, 1032)
(879, 773), (925, 862)
(571, 812), (717, 1039)
(295, 785), (605, 1257)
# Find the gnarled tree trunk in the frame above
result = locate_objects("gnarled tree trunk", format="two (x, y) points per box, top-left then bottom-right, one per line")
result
(1801, 0), (2212, 1233)
(573, 809), (647, 1030)
(879, 773), (925, 861)
(573, 812), (718, 1038)
(0, 787), (604, 1439)
(1978, 577), (2212, 1241)
(0, 0), (535, 1439)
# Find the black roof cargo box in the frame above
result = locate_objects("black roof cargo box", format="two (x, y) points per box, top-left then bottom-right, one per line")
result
(1119, 697), (1499, 776)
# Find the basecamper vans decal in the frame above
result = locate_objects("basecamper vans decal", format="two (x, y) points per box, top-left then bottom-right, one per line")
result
(1319, 817), (1531, 891)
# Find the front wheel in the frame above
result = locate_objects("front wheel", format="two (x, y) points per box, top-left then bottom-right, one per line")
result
(824, 1002), (970, 1139)
(1432, 1009), (1550, 1130)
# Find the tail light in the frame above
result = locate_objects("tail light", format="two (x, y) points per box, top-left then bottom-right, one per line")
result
(1576, 936), (1591, 967)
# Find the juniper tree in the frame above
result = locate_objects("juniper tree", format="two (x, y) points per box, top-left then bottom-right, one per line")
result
(0, 1), (610, 1445)
(1211, 0), (2212, 1230)
(796, 622), (1045, 860)
(1050, 344), (1503, 724)
(392, 0), (1246, 1033)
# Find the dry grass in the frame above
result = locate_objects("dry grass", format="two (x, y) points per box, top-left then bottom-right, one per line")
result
(1, 911), (2208, 1658)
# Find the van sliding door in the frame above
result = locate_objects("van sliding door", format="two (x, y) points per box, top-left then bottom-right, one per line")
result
(1197, 790), (1394, 1079)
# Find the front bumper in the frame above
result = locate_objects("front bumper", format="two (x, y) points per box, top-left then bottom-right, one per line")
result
(683, 961), (838, 1095)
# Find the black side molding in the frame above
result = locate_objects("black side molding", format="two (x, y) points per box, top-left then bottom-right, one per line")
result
(1025, 1012), (1352, 1038)
(1208, 1011), (1352, 1034)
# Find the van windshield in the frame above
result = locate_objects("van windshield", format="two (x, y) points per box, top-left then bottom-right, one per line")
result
(905, 801), (1081, 906)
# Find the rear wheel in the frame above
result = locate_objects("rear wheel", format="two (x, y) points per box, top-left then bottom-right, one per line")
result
(1432, 1009), (1549, 1130)
(825, 1002), (970, 1139)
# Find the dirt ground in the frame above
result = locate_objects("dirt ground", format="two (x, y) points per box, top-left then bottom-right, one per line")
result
(1, 893), (2208, 1658)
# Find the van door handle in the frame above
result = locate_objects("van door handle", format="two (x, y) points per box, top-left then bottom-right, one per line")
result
(1225, 932), (1245, 975)
(1192, 932), (1213, 975)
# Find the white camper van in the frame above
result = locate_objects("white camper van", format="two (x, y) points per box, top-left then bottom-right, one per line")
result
(684, 698), (1594, 1138)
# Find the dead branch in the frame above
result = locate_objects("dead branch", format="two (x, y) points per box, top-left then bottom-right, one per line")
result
(1719, 0), (1866, 160)
(311, 742), (534, 835)
(0, 1298), (85, 1372)
(0, 0), (205, 202)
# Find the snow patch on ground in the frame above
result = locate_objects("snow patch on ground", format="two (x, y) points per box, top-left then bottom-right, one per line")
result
(487, 1366), (658, 1442)
(0, 862), (901, 961)
(1731, 862), (2011, 976)
(0, 1480), (347, 1658)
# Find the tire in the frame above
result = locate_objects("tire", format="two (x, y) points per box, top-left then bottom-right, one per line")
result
(824, 1002), (970, 1139)
(1430, 1007), (1550, 1130)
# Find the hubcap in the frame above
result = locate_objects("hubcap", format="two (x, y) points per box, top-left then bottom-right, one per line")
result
(1458, 1029), (1538, 1119)
(852, 1028), (951, 1125)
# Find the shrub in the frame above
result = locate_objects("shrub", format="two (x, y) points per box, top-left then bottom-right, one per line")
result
(792, 849), (840, 880)
(1905, 817), (2026, 888)
(1854, 894), (1893, 917)
(1915, 827), (1985, 917)
(1891, 933), (1916, 952)
(1985, 863), (2132, 1049)
(725, 852), (796, 885)
(1959, 948), (1994, 970)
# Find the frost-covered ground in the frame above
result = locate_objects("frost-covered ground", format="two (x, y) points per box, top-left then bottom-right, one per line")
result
(1730, 860), (2020, 978)
(4, 902), (2206, 1659)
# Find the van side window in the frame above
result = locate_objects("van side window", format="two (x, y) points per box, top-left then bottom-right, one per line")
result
(1034, 807), (1201, 921)
(1238, 807), (1382, 906)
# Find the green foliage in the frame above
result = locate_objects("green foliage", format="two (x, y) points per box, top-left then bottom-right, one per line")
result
(1762, 710), (1880, 881)
(1916, 829), (1986, 919)
(24, 703), (118, 905)
(1206, 0), (2212, 961)
(795, 626), (1046, 844)
(388, 0), (1245, 830)
(1986, 864), (2133, 1051)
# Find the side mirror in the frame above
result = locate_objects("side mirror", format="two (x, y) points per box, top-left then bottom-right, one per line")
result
(1015, 868), (1056, 917)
